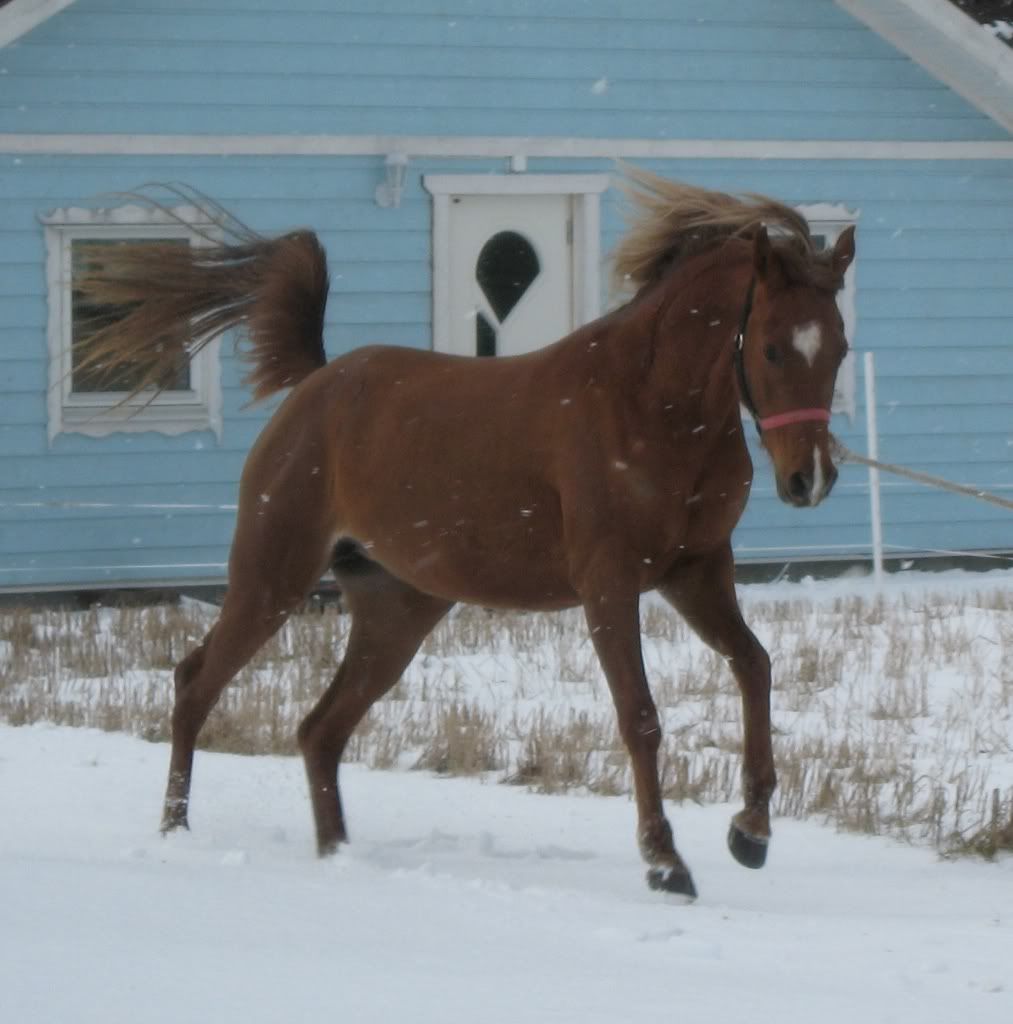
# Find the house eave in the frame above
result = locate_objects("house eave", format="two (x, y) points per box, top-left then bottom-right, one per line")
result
(3, 133), (1013, 160)
(835, 0), (1013, 135)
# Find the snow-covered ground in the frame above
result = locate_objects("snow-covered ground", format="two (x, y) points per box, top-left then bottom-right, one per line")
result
(2, 721), (1011, 1024)
(5, 569), (1013, 859)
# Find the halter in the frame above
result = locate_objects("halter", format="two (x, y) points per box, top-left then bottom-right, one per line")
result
(732, 276), (831, 437)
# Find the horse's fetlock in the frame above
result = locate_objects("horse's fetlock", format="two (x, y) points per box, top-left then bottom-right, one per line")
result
(733, 806), (771, 842)
(638, 815), (675, 862)
(744, 766), (777, 805)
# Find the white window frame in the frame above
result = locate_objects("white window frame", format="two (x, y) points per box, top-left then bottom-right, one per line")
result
(42, 203), (223, 444)
(423, 174), (610, 354)
(798, 203), (859, 420)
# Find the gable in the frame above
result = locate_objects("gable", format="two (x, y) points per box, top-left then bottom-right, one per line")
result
(0, 0), (1008, 143)
(837, 0), (1013, 134)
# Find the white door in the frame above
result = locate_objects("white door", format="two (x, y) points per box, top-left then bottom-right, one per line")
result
(446, 194), (573, 358)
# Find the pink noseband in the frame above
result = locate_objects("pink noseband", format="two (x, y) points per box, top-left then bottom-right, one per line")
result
(757, 408), (831, 432)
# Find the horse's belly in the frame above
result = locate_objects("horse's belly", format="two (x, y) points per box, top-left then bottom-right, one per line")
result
(341, 517), (580, 611)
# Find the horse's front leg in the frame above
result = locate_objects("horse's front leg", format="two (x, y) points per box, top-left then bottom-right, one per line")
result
(576, 551), (697, 900)
(658, 543), (775, 869)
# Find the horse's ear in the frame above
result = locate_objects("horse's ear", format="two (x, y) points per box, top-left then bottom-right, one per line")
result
(831, 225), (856, 277)
(752, 226), (785, 286)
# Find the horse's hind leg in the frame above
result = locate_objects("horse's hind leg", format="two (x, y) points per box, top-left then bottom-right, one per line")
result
(659, 543), (775, 870)
(298, 557), (452, 855)
(162, 518), (335, 834)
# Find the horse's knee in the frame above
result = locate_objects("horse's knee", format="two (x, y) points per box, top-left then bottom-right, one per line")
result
(619, 703), (662, 755)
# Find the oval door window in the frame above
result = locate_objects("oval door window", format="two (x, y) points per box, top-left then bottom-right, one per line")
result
(474, 231), (540, 356)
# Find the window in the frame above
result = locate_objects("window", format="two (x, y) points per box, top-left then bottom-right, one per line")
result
(798, 204), (859, 420)
(474, 230), (541, 357)
(43, 204), (222, 443)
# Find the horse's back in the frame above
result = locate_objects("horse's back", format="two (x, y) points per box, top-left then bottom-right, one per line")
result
(307, 341), (572, 463)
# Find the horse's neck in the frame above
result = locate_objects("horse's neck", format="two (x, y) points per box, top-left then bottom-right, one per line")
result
(623, 255), (751, 429)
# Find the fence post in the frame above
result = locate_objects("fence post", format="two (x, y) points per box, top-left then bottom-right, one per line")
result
(863, 351), (884, 584)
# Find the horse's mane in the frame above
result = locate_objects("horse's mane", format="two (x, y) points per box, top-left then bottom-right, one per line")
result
(611, 164), (843, 294)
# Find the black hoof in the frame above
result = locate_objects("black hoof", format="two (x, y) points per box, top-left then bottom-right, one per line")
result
(646, 866), (698, 901)
(728, 824), (768, 869)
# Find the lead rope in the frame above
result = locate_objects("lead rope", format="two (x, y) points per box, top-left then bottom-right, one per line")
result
(829, 436), (1013, 514)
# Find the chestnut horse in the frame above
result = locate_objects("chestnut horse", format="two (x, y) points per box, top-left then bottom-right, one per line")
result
(77, 170), (854, 899)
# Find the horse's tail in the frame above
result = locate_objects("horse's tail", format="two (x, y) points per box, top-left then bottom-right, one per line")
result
(74, 222), (330, 403)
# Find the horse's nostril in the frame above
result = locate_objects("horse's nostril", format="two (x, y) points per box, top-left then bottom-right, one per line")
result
(787, 472), (810, 503)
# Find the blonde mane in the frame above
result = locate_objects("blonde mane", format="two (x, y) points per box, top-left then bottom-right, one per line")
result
(611, 164), (838, 294)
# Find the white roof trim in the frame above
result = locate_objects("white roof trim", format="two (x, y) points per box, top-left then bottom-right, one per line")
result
(835, 0), (1013, 135)
(0, 0), (76, 48)
(2, 133), (1013, 160)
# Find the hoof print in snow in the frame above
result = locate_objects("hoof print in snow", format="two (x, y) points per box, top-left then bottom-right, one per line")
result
(646, 866), (698, 901)
(728, 824), (768, 869)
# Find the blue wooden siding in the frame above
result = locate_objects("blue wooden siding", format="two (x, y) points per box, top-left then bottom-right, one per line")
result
(0, 0), (1011, 589)
(1, 0), (1005, 141)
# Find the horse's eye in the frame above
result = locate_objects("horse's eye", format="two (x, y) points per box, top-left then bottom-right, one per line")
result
(764, 344), (781, 365)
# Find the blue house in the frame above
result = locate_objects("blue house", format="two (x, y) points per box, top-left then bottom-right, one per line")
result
(1, 0), (1011, 592)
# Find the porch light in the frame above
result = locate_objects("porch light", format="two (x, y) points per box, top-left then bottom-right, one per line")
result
(375, 152), (409, 208)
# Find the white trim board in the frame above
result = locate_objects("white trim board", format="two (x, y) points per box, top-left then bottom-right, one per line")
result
(2, 134), (1012, 160)
(0, 0), (76, 48)
(424, 174), (610, 196)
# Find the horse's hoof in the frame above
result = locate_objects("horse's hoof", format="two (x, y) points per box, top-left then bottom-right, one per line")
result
(160, 819), (189, 836)
(316, 835), (348, 858)
(728, 823), (768, 869)
(646, 865), (698, 901)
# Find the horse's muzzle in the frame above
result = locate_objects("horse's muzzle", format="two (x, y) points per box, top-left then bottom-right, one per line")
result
(778, 459), (838, 507)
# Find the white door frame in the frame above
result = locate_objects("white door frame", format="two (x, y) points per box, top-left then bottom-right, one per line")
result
(423, 174), (610, 354)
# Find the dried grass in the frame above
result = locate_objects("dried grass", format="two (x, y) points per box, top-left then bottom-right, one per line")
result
(2, 585), (1012, 858)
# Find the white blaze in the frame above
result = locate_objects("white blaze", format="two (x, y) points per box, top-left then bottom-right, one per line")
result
(792, 321), (823, 367)
(810, 444), (825, 506)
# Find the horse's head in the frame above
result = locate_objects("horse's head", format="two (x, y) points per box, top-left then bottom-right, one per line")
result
(739, 226), (855, 507)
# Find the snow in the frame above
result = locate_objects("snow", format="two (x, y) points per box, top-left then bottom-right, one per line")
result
(987, 19), (1013, 42)
(2, 722), (1012, 1023)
